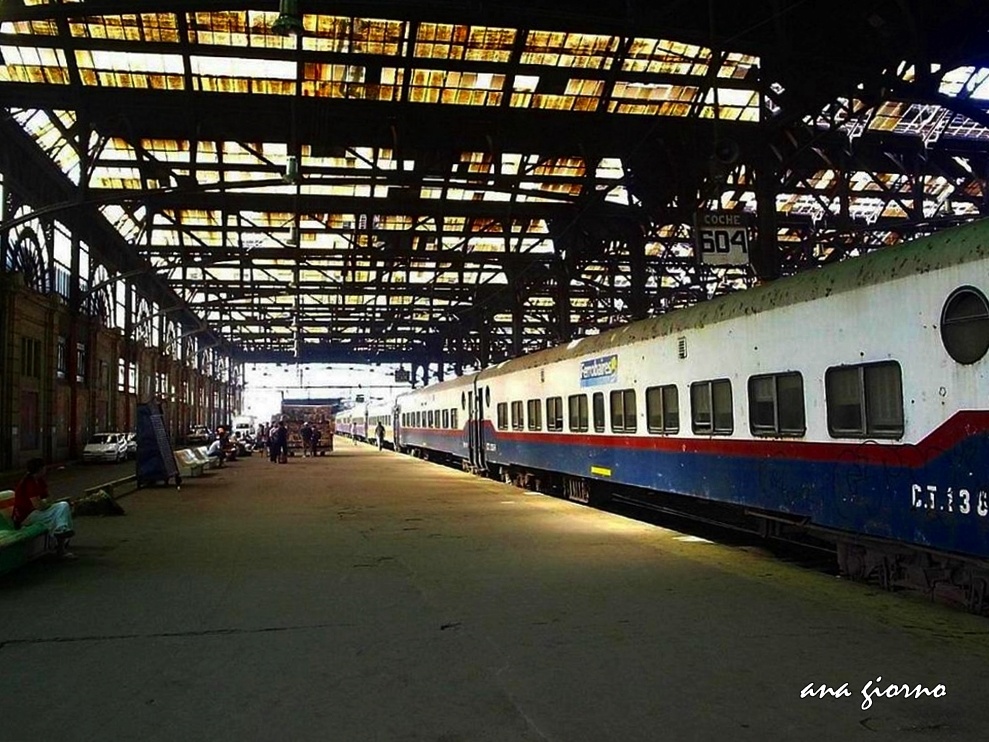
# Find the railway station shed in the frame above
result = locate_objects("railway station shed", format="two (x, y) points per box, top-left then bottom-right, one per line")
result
(3, 2), (989, 737)
(3, 1), (989, 468)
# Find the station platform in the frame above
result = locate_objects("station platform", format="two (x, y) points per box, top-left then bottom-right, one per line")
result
(2, 443), (987, 741)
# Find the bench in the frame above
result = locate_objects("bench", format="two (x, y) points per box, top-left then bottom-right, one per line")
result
(194, 446), (220, 469)
(174, 448), (206, 478)
(0, 490), (51, 575)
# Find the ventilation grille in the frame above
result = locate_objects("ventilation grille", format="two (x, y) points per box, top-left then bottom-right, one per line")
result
(677, 336), (687, 359)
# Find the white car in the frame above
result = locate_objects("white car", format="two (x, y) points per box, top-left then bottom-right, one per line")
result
(83, 433), (129, 463)
(124, 432), (138, 459)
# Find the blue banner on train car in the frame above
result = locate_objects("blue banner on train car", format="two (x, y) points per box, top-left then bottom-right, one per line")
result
(580, 354), (618, 387)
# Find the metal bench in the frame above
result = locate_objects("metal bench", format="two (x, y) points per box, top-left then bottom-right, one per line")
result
(0, 489), (51, 575)
(174, 448), (206, 478)
(194, 446), (221, 469)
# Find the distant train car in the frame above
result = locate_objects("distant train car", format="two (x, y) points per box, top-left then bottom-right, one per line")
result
(393, 219), (989, 608)
(366, 400), (396, 449)
(335, 406), (366, 441)
(397, 373), (478, 463)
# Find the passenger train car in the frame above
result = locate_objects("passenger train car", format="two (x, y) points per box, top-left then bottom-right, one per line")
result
(336, 400), (398, 447)
(393, 219), (989, 608)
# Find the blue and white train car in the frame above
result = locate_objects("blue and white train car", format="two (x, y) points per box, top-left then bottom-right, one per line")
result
(397, 373), (478, 463)
(396, 219), (989, 602)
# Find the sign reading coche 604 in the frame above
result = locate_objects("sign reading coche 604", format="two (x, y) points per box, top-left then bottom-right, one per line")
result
(694, 211), (753, 266)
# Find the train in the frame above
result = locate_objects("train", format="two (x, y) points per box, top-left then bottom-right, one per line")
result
(336, 218), (989, 610)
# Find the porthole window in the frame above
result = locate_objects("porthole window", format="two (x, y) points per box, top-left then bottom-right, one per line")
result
(941, 287), (989, 364)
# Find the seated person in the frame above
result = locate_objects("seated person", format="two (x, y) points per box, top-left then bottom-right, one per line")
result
(12, 458), (75, 558)
(206, 437), (225, 465)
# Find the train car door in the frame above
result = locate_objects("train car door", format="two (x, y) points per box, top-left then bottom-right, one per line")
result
(468, 380), (487, 472)
(392, 405), (401, 450)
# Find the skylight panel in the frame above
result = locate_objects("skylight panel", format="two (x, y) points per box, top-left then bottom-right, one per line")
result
(304, 16), (406, 55)
(408, 69), (504, 105)
(608, 81), (699, 116)
(75, 49), (185, 89)
(11, 108), (79, 181)
(187, 11), (296, 50)
(700, 88), (760, 121)
(596, 158), (624, 179)
(623, 38), (710, 76)
(415, 23), (516, 62)
(1, 19), (58, 36)
(190, 54), (296, 94)
(718, 52), (760, 80)
(0, 45), (69, 84)
(70, 14), (180, 43)
(521, 31), (618, 69)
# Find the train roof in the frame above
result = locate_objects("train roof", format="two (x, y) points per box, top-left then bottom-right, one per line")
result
(477, 217), (989, 380)
(398, 370), (479, 399)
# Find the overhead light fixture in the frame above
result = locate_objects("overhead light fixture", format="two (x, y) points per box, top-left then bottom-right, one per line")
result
(272, 0), (304, 37)
(284, 154), (300, 184)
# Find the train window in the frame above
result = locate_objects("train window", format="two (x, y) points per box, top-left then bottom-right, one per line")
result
(497, 403), (508, 430)
(748, 373), (805, 437)
(825, 362), (903, 439)
(527, 399), (543, 431)
(485, 387), (491, 406)
(568, 394), (588, 432)
(546, 397), (564, 431)
(461, 392), (466, 410)
(691, 379), (733, 435)
(442, 409), (450, 428)
(610, 389), (637, 433)
(435, 410), (442, 428)
(451, 409), (458, 429)
(428, 410), (434, 427)
(416, 412), (422, 428)
(941, 287), (989, 364)
(646, 385), (679, 434)
(593, 392), (605, 432)
(511, 401), (524, 431)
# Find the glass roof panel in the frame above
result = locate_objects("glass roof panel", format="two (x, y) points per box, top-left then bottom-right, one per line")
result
(303, 16), (406, 55)
(409, 69), (504, 105)
(190, 54), (295, 95)
(187, 11), (296, 50)
(608, 81), (699, 116)
(70, 14), (180, 43)
(0, 45), (69, 84)
(12, 108), (79, 182)
(521, 30), (618, 69)
(415, 23), (516, 62)
(1, 19), (59, 36)
(718, 51), (760, 80)
(623, 38), (710, 75)
(75, 49), (185, 89)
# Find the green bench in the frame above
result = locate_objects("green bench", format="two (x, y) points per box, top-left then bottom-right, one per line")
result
(0, 489), (51, 575)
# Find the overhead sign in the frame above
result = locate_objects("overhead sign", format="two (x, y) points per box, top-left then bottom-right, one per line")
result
(580, 354), (618, 388)
(695, 211), (753, 266)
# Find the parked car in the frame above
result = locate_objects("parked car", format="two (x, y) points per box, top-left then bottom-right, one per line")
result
(124, 432), (137, 459)
(82, 433), (129, 463)
(186, 425), (212, 445)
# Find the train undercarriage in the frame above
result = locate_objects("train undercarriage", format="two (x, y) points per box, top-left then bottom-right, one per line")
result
(481, 460), (989, 616)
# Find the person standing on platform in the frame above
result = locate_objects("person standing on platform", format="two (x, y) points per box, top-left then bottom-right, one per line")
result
(300, 422), (313, 457)
(12, 458), (75, 558)
(270, 420), (289, 463)
(375, 420), (385, 451)
(310, 427), (321, 457)
(268, 422), (282, 463)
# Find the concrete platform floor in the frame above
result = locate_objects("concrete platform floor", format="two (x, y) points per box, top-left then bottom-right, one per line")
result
(2, 444), (988, 742)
